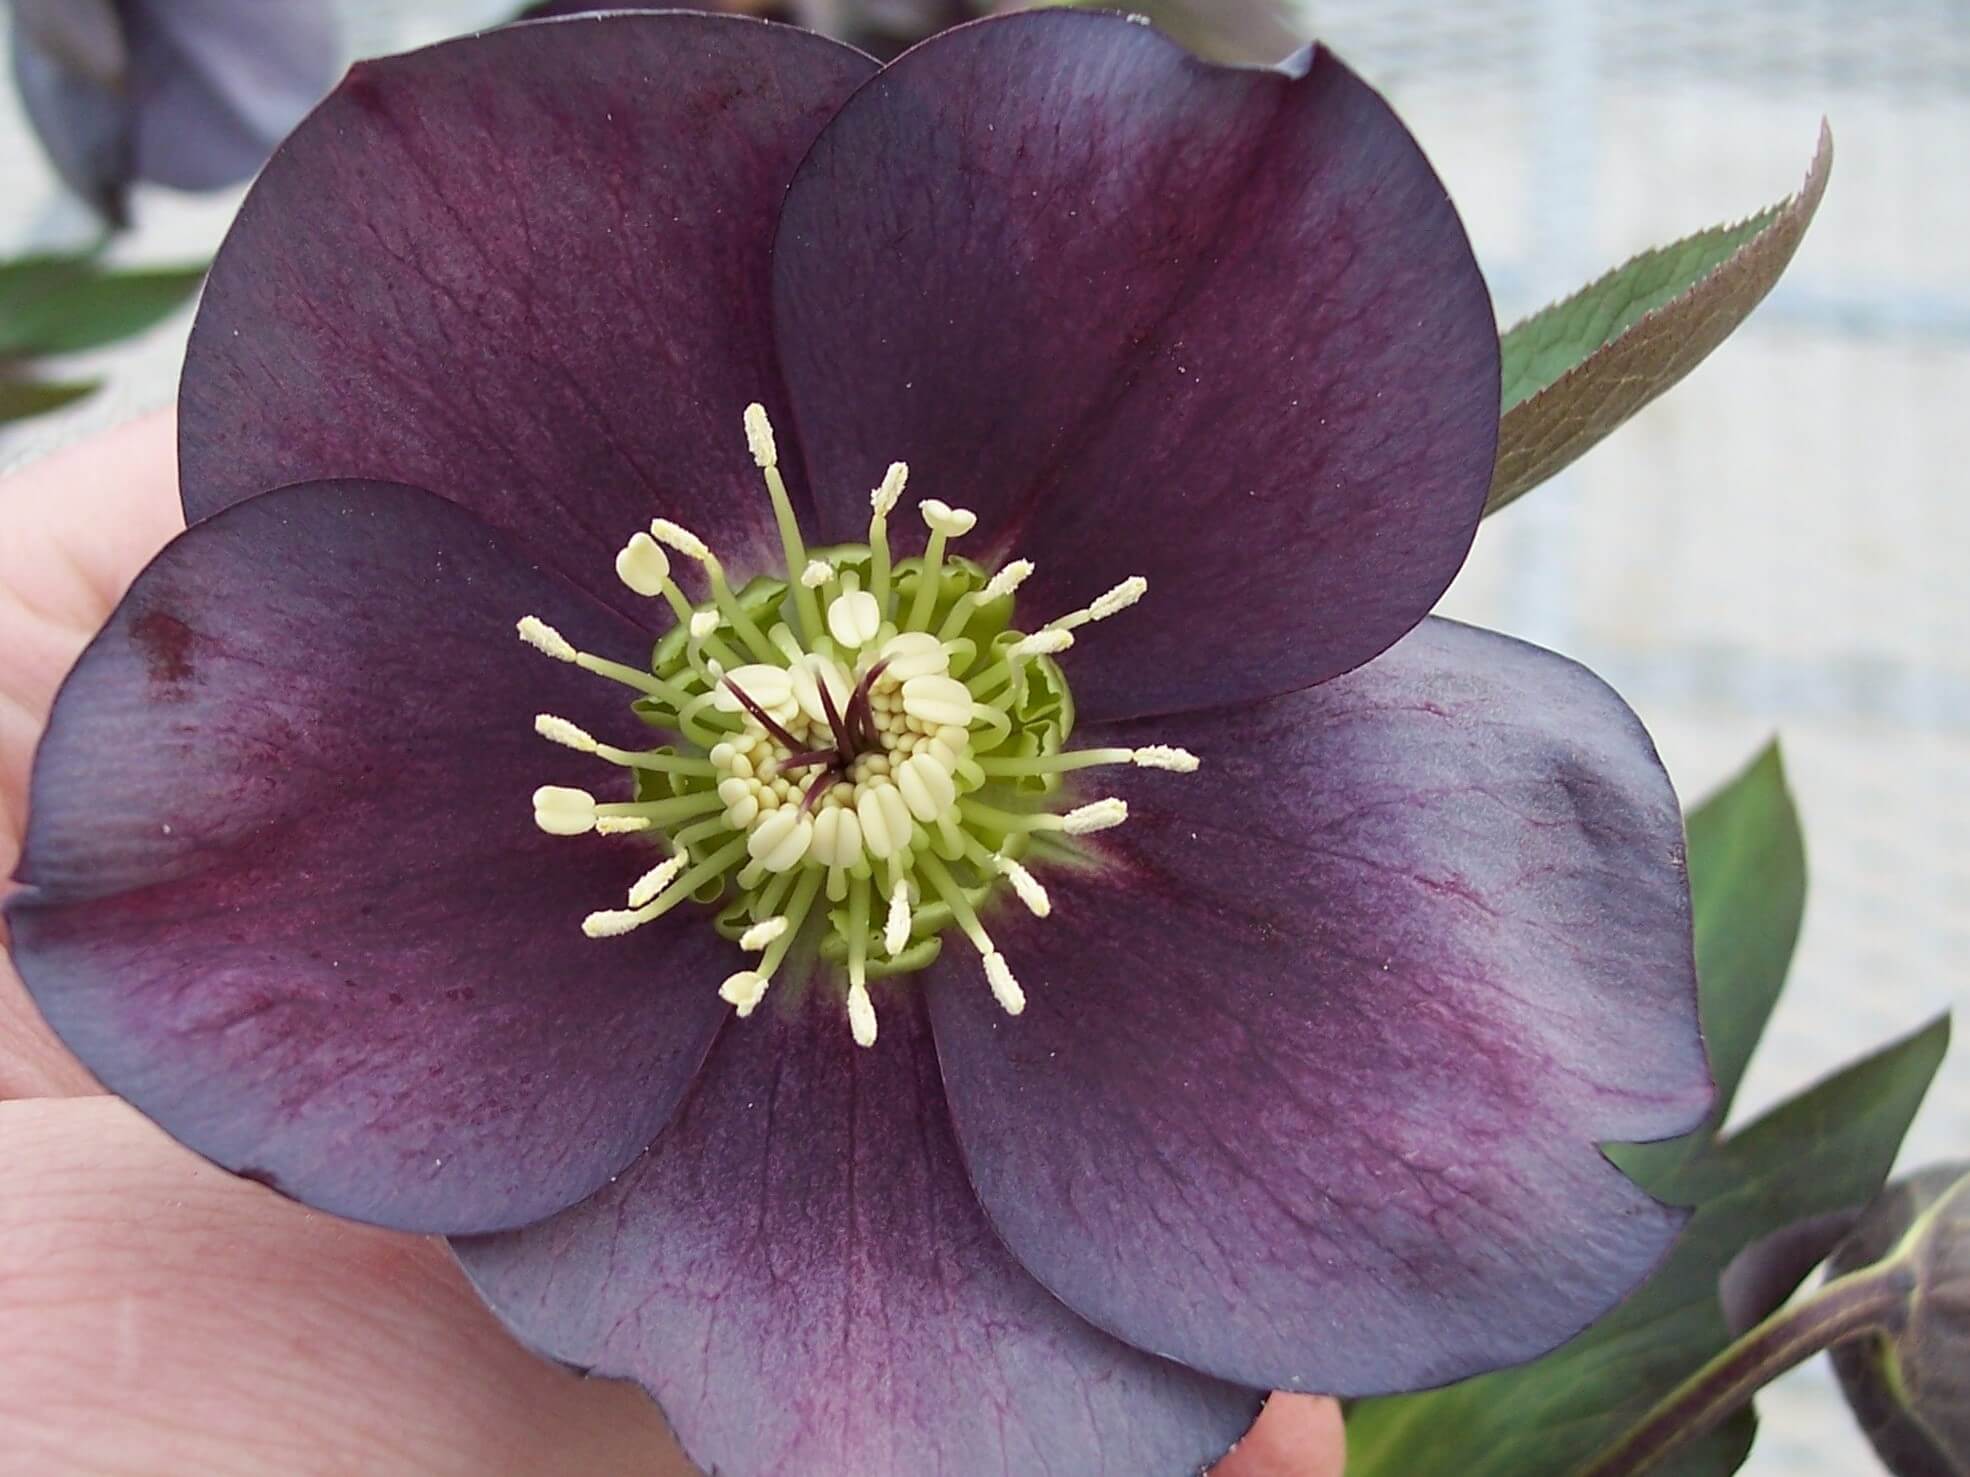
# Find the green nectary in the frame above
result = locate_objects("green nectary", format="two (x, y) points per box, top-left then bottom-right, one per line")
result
(514, 404), (1195, 1048)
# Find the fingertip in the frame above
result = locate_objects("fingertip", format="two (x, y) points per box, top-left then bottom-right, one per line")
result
(1213, 1393), (1347, 1477)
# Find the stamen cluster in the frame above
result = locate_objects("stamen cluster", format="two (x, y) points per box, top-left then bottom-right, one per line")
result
(516, 404), (1196, 1047)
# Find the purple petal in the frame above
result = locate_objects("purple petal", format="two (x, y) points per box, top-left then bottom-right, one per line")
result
(179, 15), (876, 609)
(10, 0), (135, 224)
(124, 0), (342, 192)
(455, 982), (1259, 1477)
(774, 10), (1498, 721)
(8, 482), (729, 1235)
(928, 617), (1712, 1394)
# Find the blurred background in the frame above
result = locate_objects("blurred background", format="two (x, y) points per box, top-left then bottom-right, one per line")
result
(1, 3), (1964, 1473)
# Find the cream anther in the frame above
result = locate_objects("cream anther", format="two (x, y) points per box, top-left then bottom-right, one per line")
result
(720, 970), (769, 1016)
(801, 559), (834, 590)
(1061, 797), (1129, 835)
(896, 753), (957, 823)
(812, 806), (865, 868)
(627, 851), (690, 908)
(901, 673), (974, 727)
(919, 498), (977, 538)
(885, 880), (912, 956)
(983, 951), (1026, 1015)
(534, 714), (598, 753)
(870, 461), (909, 518)
(595, 816), (653, 835)
(1010, 628), (1074, 660)
(847, 982), (878, 1047)
(517, 616), (577, 663)
(582, 908), (648, 939)
(689, 610), (720, 641)
(740, 916), (789, 951)
(713, 664), (794, 714)
(532, 785), (596, 836)
(858, 783), (910, 860)
(827, 588), (881, 649)
(615, 532), (671, 597)
(649, 519), (710, 562)
(982, 560), (1034, 603)
(1133, 745), (1200, 772)
(997, 854), (1052, 917)
(748, 808), (813, 872)
(790, 654), (853, 728)
(1090, 575), (1148, 620)
(881, 631), (950, 681)
(1051, 575), (1149, 631)
(743, 401), (778, 469)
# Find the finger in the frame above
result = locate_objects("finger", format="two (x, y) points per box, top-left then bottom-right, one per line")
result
(1214, 1394), (1348, 1477)
(0, 1096), (694, 1475)
(1, 412), (181, 1097)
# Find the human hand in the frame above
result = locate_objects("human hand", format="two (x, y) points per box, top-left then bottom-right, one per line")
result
(0, 415), (1344, 1474)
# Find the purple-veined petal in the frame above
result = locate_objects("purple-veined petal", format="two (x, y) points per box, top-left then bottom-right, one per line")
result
(7, 482), (729, 1236)
(455, 980), (1259, 1477)
(179, 14), (877, 610)
(928, 617), (1712, 1394)
(774, 10), (1498, 722)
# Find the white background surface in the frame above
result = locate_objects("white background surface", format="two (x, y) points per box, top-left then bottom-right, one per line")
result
(1, 3), (1964, 1474)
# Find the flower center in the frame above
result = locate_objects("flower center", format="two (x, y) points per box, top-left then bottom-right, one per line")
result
(516, 404), (1196, 1047)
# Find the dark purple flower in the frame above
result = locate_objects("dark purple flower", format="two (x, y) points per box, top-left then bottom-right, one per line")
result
(9, 0), (339, 227)
(6, 12), (1711, 1474)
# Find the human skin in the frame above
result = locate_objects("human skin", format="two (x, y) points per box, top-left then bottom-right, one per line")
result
(0, 412), (1343, 1475)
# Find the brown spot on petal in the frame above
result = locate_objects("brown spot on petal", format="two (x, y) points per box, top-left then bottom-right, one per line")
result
(131, 610), (197, 695)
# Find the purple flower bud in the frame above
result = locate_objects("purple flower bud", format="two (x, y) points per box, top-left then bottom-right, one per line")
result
(9, 0), (341, 226)
(1828, 1163), (1970, 1476)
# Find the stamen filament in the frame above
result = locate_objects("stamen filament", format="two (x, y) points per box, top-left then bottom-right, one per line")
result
(978, 747), (1122, 777)
(935, 558), (1033, 642)
(752, 866), (798, 923)
(915, 850), (990, 955)
(706, 562), (779, 664)
(675, 688), (736, 750)
(598, 790), (726, 826)
(904, 500), (977, 632)
(868, 462), (907, 610)
(582, 836), (746, 937)
(758, 866), (824, 979)
(958, 795), (1128, 837)
(1049, 575), (1147, 632)
(672, 814), (730, 853)
(906, 534), (949, 632)
(517, 617), (687, 704)
(847, 871), (871, 988)
(745, 403), (823, 644)
(533, 715), (717, 776)
(578, 653), (687, 703)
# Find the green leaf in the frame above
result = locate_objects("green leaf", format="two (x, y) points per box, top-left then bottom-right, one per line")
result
(1345, 740), (1949, 1477)
(0, 253), (206, 358)
(0, 377), (99, 424)
(1487, 123), (1832, 514)
(1621, 744), (1805, 1185)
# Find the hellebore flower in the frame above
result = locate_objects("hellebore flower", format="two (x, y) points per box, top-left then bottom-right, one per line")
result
(8, 0), (340, 227)
(6, 11), (1713, 1474)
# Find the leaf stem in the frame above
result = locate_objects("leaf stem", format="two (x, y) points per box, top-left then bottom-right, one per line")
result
(1573, 1261), (1913, 1477)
